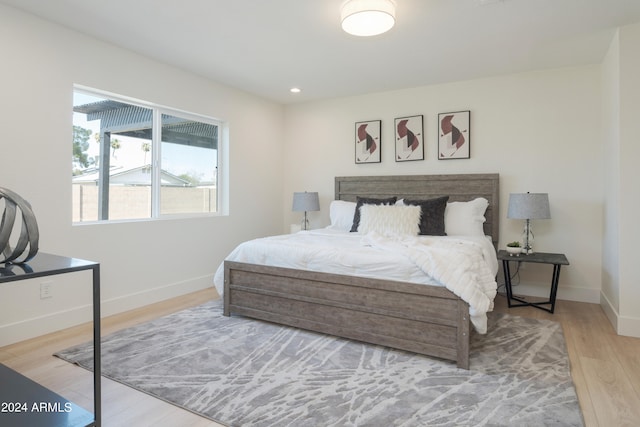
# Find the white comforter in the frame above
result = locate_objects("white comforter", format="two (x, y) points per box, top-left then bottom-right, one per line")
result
(213, 228), (498, 333)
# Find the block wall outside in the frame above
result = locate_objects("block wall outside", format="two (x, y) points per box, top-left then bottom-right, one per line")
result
(72, 184), (216, 222)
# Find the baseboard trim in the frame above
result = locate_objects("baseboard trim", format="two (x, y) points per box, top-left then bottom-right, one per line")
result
(100, 275), (212, 318)
(600, 291), (640, 338)
(599, 291), (619, 333)
(617, 315), (640, 338)
(0, 305), (93, 348)
(0, 275), (213, 347)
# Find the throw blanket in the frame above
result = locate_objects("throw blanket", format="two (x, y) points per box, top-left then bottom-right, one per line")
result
(214, 229), (498, 333)
(362, 233), (497, 333)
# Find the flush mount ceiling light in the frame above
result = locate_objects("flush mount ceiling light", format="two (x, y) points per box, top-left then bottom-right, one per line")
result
(341, 0), (397, 37)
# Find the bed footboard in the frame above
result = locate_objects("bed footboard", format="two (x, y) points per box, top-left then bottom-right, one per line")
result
(224, 261), (471, 369)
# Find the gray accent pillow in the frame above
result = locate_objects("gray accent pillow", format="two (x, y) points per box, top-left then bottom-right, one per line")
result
(403, 196), (449, 236)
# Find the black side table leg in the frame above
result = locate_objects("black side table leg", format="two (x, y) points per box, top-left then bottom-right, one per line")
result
(548, 264), (562, 314)
(502, 259), (513, 307)
(92, 265), (101, 427)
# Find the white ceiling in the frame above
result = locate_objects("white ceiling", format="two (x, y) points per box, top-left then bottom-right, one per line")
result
(3, 0), (640, 104)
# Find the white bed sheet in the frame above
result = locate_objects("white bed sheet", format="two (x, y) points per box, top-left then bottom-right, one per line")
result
(214, 228), (498, 333)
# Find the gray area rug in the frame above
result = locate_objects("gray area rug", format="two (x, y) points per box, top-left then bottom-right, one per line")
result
(56, 300), (584, 427)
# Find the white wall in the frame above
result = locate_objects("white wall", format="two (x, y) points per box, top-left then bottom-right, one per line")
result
(0, 5), (285, 345)
(601, 31), (621, 327)
(602, 22), (640, 337)
(617, 23), (640, 336)
(283, 66), (603, 304)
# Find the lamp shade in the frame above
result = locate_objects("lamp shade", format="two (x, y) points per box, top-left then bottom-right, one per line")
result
(292, 192), (320, 212)
(341, 0), (396, 37)
(507, 193), (551, 220)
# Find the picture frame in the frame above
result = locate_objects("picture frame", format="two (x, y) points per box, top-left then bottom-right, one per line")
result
(354, 120), (381, 163)
(394, 115), (424, 162)
(438, 110), (470, 160)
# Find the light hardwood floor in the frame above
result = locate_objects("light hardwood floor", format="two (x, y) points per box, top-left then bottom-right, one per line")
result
(1, 288), (639, 427)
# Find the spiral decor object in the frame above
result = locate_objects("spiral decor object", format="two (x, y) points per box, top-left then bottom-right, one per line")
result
(0, 187), (39, 264)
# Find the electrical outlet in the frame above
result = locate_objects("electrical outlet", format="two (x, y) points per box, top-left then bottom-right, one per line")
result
(40, 282), (53, 299)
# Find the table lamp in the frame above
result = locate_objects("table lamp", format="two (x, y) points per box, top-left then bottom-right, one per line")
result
(507, 192), (550, 254)
(292, 191), (320, 231)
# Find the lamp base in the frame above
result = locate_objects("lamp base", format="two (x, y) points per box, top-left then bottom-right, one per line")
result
(522, 220), (534, 254)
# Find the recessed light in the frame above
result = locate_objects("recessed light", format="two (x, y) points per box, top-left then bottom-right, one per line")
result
(290, 87), (302, 93)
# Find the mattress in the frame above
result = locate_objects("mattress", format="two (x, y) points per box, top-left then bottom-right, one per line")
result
(214, 228), (498, 333)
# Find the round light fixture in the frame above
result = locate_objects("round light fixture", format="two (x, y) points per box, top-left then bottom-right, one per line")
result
(341, 0), (396, 37)
(290, 87), (302, 93)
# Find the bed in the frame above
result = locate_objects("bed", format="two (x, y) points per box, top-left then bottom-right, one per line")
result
(218, 174), (499, 369)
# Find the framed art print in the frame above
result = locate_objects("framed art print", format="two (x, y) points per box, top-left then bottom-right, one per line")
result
(438, 110), (470, 159)
(395, 115), (424, 162)
(355, 120), (381, 163)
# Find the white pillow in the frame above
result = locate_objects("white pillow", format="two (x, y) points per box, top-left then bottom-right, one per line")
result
(358, 204), (421, 236)
(444, 197), (489, 236)
(328, 200), (357, 231)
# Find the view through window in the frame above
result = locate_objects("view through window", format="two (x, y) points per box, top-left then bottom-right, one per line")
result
(72, 89), (219, 222)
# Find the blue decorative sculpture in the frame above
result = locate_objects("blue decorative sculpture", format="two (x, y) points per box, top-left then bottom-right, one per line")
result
(0, 188), (39, 264)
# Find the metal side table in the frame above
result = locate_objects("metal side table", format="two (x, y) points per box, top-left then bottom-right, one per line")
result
(498, 250), (569, 314)
(1, 253), (100, 427)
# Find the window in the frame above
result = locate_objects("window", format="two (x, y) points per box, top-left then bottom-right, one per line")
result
(72, 87), (220, 222)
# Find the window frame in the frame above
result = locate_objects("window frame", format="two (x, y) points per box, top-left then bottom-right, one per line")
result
(72, 85), (224, 224)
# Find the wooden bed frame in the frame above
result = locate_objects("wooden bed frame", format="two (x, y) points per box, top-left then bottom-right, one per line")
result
(224, 174), (499, 369)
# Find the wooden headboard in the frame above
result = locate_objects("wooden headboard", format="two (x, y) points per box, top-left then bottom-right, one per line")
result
(335, 174), (500, 246)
